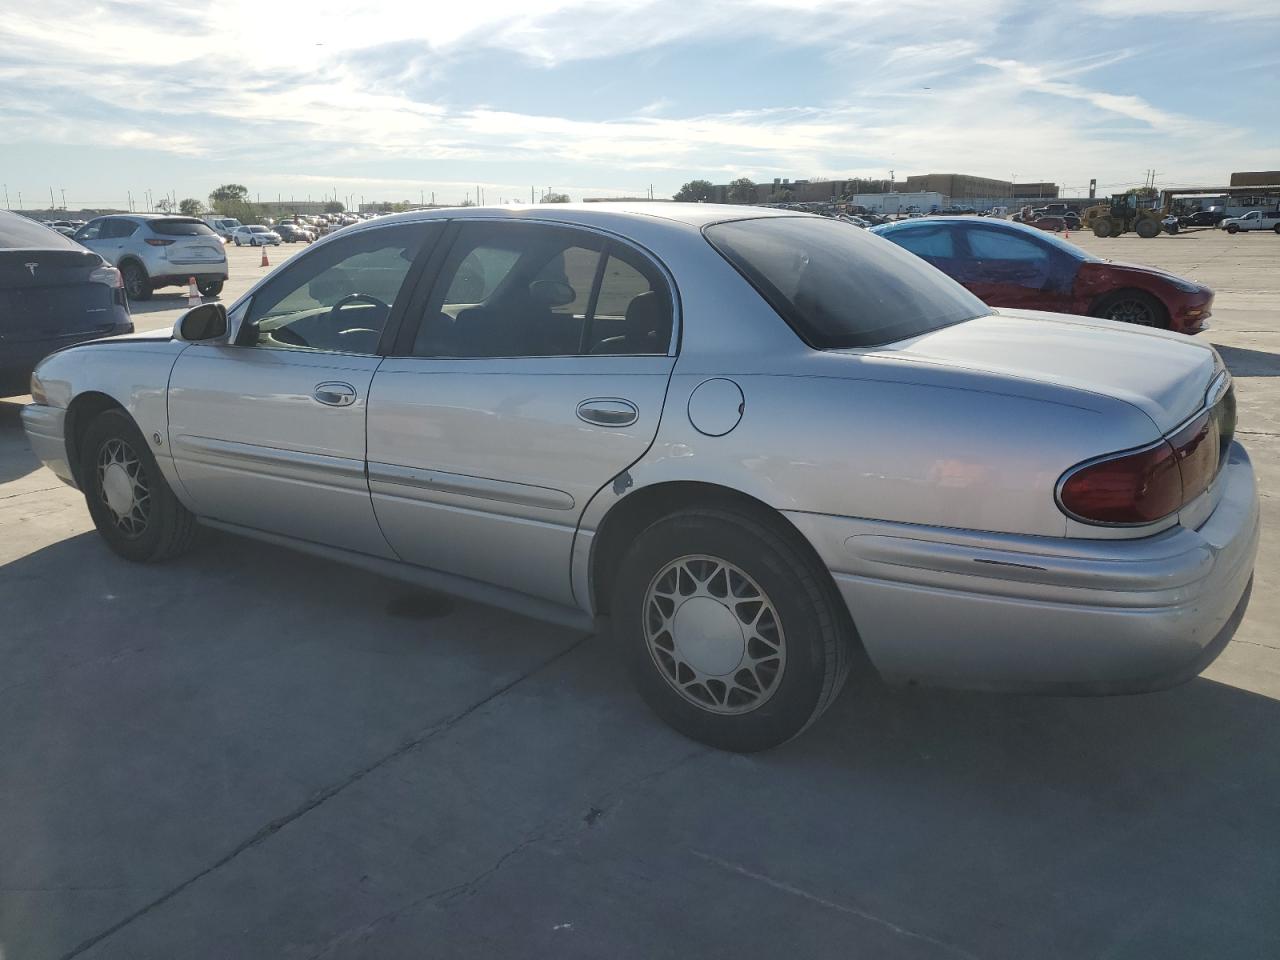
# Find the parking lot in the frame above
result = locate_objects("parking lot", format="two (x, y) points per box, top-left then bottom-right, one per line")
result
(2, 229), (1277, 958)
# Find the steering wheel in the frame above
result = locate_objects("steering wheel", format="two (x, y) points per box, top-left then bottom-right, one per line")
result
(326, 292), (390, 331)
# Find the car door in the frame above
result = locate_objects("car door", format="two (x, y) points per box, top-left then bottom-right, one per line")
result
(953, 225), (1075, 312)
(75, 218), (127, 264)
(167, 221), (440, 555)
(366, 219), (678, 605)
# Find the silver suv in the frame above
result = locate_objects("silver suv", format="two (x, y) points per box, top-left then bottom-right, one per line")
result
(75, 215), (229, 301)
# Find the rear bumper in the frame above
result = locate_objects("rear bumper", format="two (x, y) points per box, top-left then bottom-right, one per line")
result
(150, 272), (228, 288)
(1, 319), (133, 394)
(786, 442), (1259, 694)
(20, 403), (76, 488)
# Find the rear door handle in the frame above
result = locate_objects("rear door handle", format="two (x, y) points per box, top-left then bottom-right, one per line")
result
(577, 398), (638, 427)
(314, 381), (357, 407)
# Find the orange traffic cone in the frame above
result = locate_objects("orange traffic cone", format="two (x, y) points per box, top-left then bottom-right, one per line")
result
(186, 276), (201, 306)
(260, 246), (270, 268)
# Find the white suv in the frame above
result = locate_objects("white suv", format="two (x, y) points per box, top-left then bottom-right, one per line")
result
(75, 215), (229, 300)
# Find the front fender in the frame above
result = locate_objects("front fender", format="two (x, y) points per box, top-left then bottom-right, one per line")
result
(34, 338), (189, 498)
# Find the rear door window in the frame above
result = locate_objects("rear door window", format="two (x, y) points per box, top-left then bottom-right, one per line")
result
(705, 216), (987, 349)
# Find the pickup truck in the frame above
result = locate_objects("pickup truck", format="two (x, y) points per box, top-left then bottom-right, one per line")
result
(1220, 210), (1280, 234)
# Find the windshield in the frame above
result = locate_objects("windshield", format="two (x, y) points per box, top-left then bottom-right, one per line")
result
(705, 216), (990, 349)
(250, 226), (270, 232)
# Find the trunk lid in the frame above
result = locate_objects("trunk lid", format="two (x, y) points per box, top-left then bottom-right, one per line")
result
(0, 249), (119, 343)
(879, 310), (1218, 433)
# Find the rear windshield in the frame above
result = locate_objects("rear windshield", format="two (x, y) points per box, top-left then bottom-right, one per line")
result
(704, 216), (989, 349)
(0, 211), (80, 249)
(149, 218), (217, 237)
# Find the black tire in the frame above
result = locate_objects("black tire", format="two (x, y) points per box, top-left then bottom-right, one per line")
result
(235, 237), (243, 246)
(120, 261), (152, 301)
(1135, 218), (1160, 239)
(197, 280), (223, 297)
(81, 409), (197, 563)
(1091, 218), (1112, 238)
(1093, 289), (1168, 328)
(1226, 223), (1239, 234)
(612, 508), (852, 752)
(1273, 224), (1280, 235)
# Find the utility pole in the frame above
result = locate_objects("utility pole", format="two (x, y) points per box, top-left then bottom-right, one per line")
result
(431, 191), (435, 205)
(60, 187), (66, 209)
(50, 186), (56, 210)
(2, 184), (8, 209)
(531, 186), (535, 203)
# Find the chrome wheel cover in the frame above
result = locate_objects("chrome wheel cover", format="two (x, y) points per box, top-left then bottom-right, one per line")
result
(97, 438), (151, 538)
(644, 555), (785, 715)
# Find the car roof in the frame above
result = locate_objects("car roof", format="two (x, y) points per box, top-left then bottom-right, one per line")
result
(363, 201), (805, 235)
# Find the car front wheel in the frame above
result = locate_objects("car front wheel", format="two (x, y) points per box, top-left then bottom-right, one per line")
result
(1093, 289), (1168, 328)
(1226, 224), (1239, 234)
(612, 508), (851, 752)
(81, 409), (197, 562)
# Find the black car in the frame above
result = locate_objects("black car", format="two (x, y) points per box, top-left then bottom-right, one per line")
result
(1178, 210), (1227, 227)
(1, 212), (132, 397)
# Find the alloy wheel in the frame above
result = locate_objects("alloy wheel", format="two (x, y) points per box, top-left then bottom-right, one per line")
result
(97, 438), (151, 537)
(644, 554), (785, 715)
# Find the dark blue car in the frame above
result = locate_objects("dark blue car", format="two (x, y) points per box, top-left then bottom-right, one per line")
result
(1, 211), (132, 396)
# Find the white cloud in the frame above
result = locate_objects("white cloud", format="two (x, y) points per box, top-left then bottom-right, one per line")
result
(1078, 0), (1279, 17)
(0, 0), (1274, 201)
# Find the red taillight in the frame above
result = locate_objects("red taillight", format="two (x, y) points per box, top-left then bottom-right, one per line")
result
(144, 237), (174, 246)
(1170, 411), (1218, 505)
(1059, 442), (1183, 524)
(1059, 397), (1231, 526)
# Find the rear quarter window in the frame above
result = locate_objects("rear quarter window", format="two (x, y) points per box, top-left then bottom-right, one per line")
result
(705, 216), (989, 349)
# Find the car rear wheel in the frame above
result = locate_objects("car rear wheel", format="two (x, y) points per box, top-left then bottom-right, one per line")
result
(1273, 224), (1280, 235)
(1093, 289), (1168, 328)
(119, 261), (151, 301)
(197, 280), (223, 297)
(612, 508), (852, 752)
(81, 410), (197, 562)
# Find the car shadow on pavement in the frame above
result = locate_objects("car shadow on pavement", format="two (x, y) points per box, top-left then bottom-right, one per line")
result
(0, 398), (40, 484)
(3, 524), (1278, 958)
(1214, 344), (1280, 378)
(126, 292), (211, 315)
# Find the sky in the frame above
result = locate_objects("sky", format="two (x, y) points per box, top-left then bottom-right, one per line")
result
(1, 0), (1277, 210)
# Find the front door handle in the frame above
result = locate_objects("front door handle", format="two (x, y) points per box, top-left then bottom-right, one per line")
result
(314, 381), (357, 407)
(577, 398), (638, 427)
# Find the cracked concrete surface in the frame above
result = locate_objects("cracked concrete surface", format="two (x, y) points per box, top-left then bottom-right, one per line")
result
(2, 236), (1278, 959)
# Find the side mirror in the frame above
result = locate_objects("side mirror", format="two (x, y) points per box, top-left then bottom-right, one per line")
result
(175, 302), (229, 343)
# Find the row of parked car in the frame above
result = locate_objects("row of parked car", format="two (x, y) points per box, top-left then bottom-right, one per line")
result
(14, 201), (1258, 751)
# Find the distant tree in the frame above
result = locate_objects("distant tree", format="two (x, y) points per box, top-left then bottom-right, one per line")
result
(1124, 186), (1158, 200)
(540, 191), (571, 203)
(155, 197), (173, 213)
(323, 200), (345, 213)
(179, 198), (204, 216)
(673, 179), (715, 202)
(726, 177), (758, 204)
(209, 184), (249, 204)
(775, 189), (795, 203)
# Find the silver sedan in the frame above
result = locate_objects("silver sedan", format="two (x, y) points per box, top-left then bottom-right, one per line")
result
(22, 204), (1259, 751)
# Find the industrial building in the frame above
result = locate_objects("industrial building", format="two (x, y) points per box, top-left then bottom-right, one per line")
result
(705, 172), (1060, 210)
